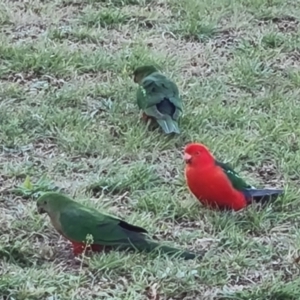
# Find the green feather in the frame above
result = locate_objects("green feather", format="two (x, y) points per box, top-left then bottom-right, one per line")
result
(215, 160), (254, 190)
(37, 192), (199, 260)
(156, 118), (180, 134)
(135, 69), (183, 134)
(215, 161), (284, 205)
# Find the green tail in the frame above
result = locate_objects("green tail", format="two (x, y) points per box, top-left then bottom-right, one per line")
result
(130, 241), (201, 260)
(156, 117), (180, 134)
(150, 244), (198, 260)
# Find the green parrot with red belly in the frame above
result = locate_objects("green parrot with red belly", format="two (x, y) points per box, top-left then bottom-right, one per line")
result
(36, 192), (199, 260)
(133, 65), (183, 134)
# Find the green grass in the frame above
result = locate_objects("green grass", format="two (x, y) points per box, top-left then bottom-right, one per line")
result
(1, 0), (300, 298)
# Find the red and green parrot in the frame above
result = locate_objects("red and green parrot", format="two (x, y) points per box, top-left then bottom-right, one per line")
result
(183, 143), (284, 211)
(133, 65), (183, 134)
(36, 192), (199, 259)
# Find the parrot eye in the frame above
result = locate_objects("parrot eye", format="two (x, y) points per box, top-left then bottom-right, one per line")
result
(195, 151), (200, 156)
(44, 201), (47, 205)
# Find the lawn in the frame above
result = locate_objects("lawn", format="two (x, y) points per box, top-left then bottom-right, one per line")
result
(1, 0), (300, 299)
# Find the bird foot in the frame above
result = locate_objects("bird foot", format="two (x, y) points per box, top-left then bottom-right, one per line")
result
(141, 113), (150, 122)
(72, 242), (86, 256)
(72, 242), (104, 256)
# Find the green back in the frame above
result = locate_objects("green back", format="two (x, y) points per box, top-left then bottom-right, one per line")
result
(216, 160), (252, 191)
(59, 201), (148, 246)
(136, 72), (182, 120)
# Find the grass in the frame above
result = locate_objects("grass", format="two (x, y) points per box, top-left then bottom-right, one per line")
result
(1, 0), (300, 298)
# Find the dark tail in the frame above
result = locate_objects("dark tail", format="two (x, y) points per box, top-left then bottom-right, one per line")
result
(244, 188), (284, 205)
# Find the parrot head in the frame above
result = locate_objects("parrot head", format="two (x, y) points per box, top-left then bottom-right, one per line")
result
(133, 65), (158, 83)
(183, 143), (215, 167)
(37, 192), (72, 214)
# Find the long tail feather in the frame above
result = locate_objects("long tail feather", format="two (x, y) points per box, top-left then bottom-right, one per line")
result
(148, 242), (200, 260)
(156, 118), (180, 134)
(125, 241), (201, 260)
(244, 188), (284, 205)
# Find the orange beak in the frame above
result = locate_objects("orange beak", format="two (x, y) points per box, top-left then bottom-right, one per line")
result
(183, 153), (192, 163)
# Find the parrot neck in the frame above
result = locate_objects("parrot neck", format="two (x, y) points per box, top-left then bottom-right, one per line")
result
(136, 71), (156, 84)
(185, 155), (212, 171)
(48, 211), (64, 236)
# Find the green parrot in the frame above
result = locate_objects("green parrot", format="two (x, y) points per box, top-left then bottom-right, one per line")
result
(133, 65), (183, 134)
(36, 192), (200, 260)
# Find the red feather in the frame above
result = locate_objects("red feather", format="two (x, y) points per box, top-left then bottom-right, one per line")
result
(184, 143), (247, 211)
(71, 242), (103, 256)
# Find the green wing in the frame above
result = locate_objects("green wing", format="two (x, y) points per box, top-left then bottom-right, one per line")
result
(59, 203), (148, 246)
(215, 160), (253, 191)
(136, 72), (183, 120)
(57, 200), (199, 259)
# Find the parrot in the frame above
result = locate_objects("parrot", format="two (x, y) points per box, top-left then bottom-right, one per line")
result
(36, 192), (199, 260)
(183, 143), (284, 211)
(133, 65), (183, 134)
